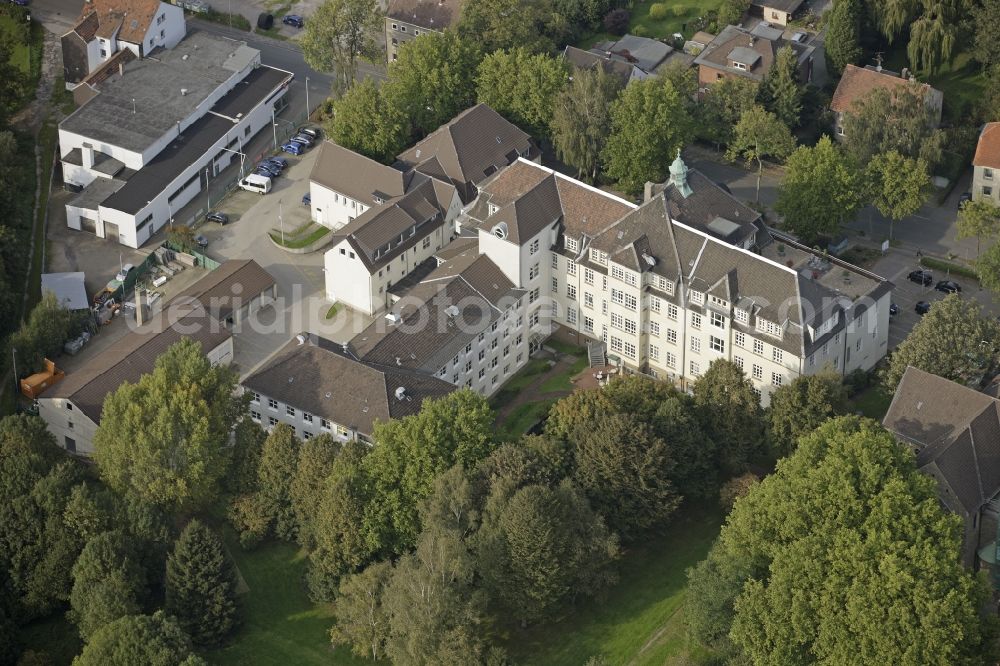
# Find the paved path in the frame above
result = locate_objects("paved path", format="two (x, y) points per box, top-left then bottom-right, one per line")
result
(494, 355), (578, 423)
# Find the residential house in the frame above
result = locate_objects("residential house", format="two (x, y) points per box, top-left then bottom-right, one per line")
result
(384, 0), (464, 63)
(461, 154), (892, 405)
(973, 123), (1000, 204)
(563, 34), (681, 84)
(61, 0), (185, 89)
(883, 366), (1000, 570)
(36, 259), (275, 455)
(241, 334), (455, 443)
(830, 64), (943, 140)
(59, 30), (293, 248)
(693, 23), (814, 93)
(749, 0), (804, 26)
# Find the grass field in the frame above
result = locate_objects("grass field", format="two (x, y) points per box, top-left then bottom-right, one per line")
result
(850, 384), (893, 421)
(884, 46), (987, 122)
(204, 531), (368, 666)
(578, 0), (725, 48)
(0, 11), (31, 74)
(504, 506), (724, 665)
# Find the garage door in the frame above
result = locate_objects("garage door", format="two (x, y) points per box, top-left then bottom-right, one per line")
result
(80, 216), (97, 234)
(104, 221), (120, 243)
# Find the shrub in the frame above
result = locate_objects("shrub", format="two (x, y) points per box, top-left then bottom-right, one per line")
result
(648, 3), (669, 20)
(920, 256), (979, 281)
(603, 8), (630, 35)
(719, 473), (759, 512)
(843, 369), (872, 398)
(672, 4), (687, 16)
(227, 494), (269, 549)
(631, 24), (649, 36)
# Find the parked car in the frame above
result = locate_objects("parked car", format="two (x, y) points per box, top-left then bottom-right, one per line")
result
(282, 14), (304, 27)
(206, 212), (229, 225)
(194, 234), (209, 248)
(10, 0), (29, 6)
(281, 141), (304, 155)
(907, 269), (933, 286)
(915, 301), (931, 315)
(959, 192), (972, 208)
(115, 263), (135, 283)
(791, 31), (808, 43)
(297, 127), (320, 140)
(290, 134), (314, 147)
(302, 192), (311, 206)
(263, 156), (288, 169)
(889, 303), (899, 316)
(936, 280), (962, 294)
(255, 164), (280, 178)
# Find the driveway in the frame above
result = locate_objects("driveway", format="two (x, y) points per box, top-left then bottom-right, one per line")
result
(193, 145), (374, 375)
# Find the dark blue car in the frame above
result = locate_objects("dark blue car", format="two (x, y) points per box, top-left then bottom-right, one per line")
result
(264, 156), (288, 169)
(281, 142), (303, 155)
(282, 14), (303, 27)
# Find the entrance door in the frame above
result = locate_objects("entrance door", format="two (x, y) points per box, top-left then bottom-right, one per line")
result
(103, 220), (120, 243)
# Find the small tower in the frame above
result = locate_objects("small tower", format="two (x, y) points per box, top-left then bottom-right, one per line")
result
(668, 148), (692, 198)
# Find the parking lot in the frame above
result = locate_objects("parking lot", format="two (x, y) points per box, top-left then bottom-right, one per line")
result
(870, 249), (997, 351)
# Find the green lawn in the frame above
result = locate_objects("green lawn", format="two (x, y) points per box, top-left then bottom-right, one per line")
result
(851, 385), (893, 421)
(0, 11), (31, 74)
(19, 614), (82, 665)
(883, 46), (987, 122)
(497, 398), (559, 439)
(204, 532), (369, 666)
(578, 0), (725, 47)
(503, 506), (724, 665)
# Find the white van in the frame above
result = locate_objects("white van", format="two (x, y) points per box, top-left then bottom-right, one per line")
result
(239, 173), (272, 195)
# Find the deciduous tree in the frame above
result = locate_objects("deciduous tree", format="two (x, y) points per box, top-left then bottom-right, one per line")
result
(603, 77), (693, 195)
(774, 136), (863, 242)
(326, 79), (410, 163)
(977, 240), (1000, 297)
(291, 434), (341, 550)
(695, 77), (759, 148)
(841, 85), (945, 167)
(328, 560), (393, 661)
(908, 0), (963, 73)
(717, 0), (750, 26)
(457, 0), (560, 54)
(692, 360), (766, 475)
(883, 294), (1000, 391)
(726, 105), (796, 202)
(73, 612), (198, 666)
(825, 0), (864, 74)
(766, 371), (848, 456)
(957, 198), (1000, 257)
(256, 424), (300, 541)
(760, 46), (803, 128)
(476, 48), (568, 139)
(866, 150), (929, 240)
(69, 531), (146, 641)
(10, 293), (84, 376)
(300, 0), (382, 93)
(550, 65), (621, 181)
(165, 520), (239, 645)
(94, 339), (243, 512)
(972, 0), (1000, 66)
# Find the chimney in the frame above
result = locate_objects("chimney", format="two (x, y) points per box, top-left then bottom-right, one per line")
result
(901, 67), (909, 80)
(82, 143), (95, 169)
(118, 62), (124, 77)
(135, 288), (144, 326)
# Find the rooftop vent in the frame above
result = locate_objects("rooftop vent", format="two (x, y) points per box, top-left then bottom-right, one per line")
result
(287, 376), (294, 383)
(325, 392), (331, 399)
(495, 136), (502, 144)
(395, 386), (407, 400)
(181, 88), (188, 96)
(182, 54), (189, 61)
(385, 312), (400, 324)
(642, 253), (656, 267)
(296, 334), (306, 345)
(395, 357), (402, 366)
(445, 304), (460, 318)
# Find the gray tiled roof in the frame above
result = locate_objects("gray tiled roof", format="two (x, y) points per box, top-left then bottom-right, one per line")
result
(651, 168), (762, 245)
(171, 259), (275, 320)
(884, 366), (1000, 517)
(310, 141), (411, 205)
(396, 104), (537, 203)
(562, 46), (636, 86)
(48, 302), (232, 423)
(241, 335), (455, 437)
(693, 24), (812, 82)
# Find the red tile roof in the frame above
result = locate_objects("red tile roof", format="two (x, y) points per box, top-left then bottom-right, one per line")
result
(974, 123), (1000, 170)
(79, 0), (163, 45)
(830, 64), (934, 113)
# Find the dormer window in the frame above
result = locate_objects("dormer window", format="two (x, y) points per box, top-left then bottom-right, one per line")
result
(565, 237), (578, 252)
(690, 290), (704, 305)
(488, 203), (498, 216)
(374, 195), (384, 205)
(733, 62), (747, 70)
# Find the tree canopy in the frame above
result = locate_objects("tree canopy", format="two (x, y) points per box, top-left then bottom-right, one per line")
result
(957, 198), (1000, 257)
(695, 77), (759, 148)
(550, 65), (621, 181)
(882, 294), (1000, 391)
(865, 150), (929, 240)
(73, 611), (199, 666)
(692, 360), (766, 475)
(94, 339), (243, 512)
(299, 0), (383, 93)
(841, 85), (945, 168)
(825, 0), (864, 74)
(476, 48), (568, 139)
(602, 77), (693, 195)
(766, 371), (849, 456)
(775, 136), (863, 243)
(688, 416), (997, 664)
(325, 79), (409, 163)
(11, 292), (84, 376)
(726, 105), (796, 202)
(760, 46), (802, 128)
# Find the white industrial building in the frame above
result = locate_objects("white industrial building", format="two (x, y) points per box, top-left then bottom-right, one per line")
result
(59, 29), (292, 248)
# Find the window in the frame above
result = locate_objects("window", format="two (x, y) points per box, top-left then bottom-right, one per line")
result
(268, 398), (278, 410)
(856, 338), (862, 351)
(529, 239), (539, 254)
(733, 61), (747, 71)
(985, 186), (993, 197)
(710, 336), (725, 353)
(650, 296), (660, 313)
(735, 331), (745, 348)
(752, 364), (763, 380)
(479, 368), (486, 379)
(648, 344), (659, 362)
(836, 125), (845, 136)
(567, 260), (577, 276)
(529, 263), (539, 280)
(584, 292), (593, 308)
(611, 289), (637, 310)
(771, 372), (783, 387)
(423, 236), (431, 249)
(735, 309), (749, 325)
(268, 417), (279, 427)
(584, 316), (594, 333)
(650, 321), (660, 337)
(611, 312), (624, 330)
(710, 311), (725, 329)
(666, 328), (677, 345)
(567, 284), (577, 300)
(584, 268), (594, 285)
(392, 22), (398, 28)
(624, 318), (637, 335)
(249, 392), (260, 403)
(667, 303), (678, 321)
(552, 254), (559, 269)
(321, 419), (331, 431)
(610, 336), (623, 353)
(529, 288), (540, 303)
(689, 360), (701, 376)
(690, 291), (704, 305)
(662, 278), (674, 295)
(691, 313), (702, 330)
(624, 341), (636, 358)
(986, 168), (994, 180)
(303, 413), (313, 423)
(286, 406), (296, 417)
(734, 356), (744, 370)
(250, 410), (261, 422)
(690, 337), (701, 353)
(665, 351), (677, 368)
(772, 348), (783, 364)
(66, 403), (73, 411)
(551, 277), (558, 293)
(503, 345), (511, 357)
(566, 237), (578, 252)
(67, 421), (74, 430)
(491, 338), (498, 350)
(65, 436), (76, 453)
(567, 308), (577, 324)
(753, 339), (764, 355)
(490, 357), (499, 368)
(478, 350), (486, 361)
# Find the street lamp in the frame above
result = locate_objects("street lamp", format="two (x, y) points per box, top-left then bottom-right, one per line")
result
(205, 167), (211, 212)
(278, 199), (285, 245)
(305, 76), (310, 120)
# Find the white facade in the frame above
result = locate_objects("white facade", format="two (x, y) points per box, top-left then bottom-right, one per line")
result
(131, 3), (186, 56)
(245, 388), (365, 443)
(973, 165), (1000, 204)
(309, 181), (375, 229)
